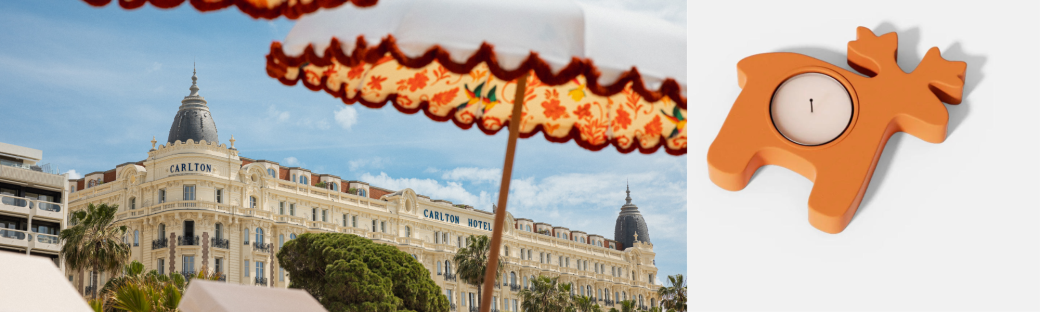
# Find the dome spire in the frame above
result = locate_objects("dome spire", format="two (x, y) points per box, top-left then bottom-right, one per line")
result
(189, 63), (200, 96)
(625, 180), (632, 205)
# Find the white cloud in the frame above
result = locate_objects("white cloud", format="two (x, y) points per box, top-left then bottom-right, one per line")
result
(359, 172), (494, 208)
(349, 157), (387, 172)
(334, 106), (358, 130)
(268, 105), (290, 122)
(64, 169), (82, 179)
(283, 156), (302, 166)
(440, 167), (501, 184)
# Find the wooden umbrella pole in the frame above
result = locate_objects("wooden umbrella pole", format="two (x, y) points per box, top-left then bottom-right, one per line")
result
(480, 72), (528, 312)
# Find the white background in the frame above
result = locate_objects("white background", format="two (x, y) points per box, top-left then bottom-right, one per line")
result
(687, 1), (1039, 310)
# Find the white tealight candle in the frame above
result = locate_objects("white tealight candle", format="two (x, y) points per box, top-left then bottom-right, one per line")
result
(770, 73), (853, 146)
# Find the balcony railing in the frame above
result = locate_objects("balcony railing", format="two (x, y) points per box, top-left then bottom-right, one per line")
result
(254, 277), (268, 286)
(178, 235), (199, 246)
(604, 299), (614, 306)
(37, 202), (61, 212)
(152, 238), (168, 250)
(36, 233), (59, 244)
(211, 237), (229, 249)
(0, 195), (28, 208)
(253, 242), (271, 253)
(0, 229), (27, 240)
(510, 284), (521, 292)
(181, 271), (196, 281)
(450, 303), (456, 311)
(217, 275), (227, 282)
(444, 273), (457, 282)
(84, 286), (96, 297)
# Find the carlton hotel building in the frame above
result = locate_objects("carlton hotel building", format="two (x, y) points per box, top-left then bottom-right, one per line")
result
(66, 72), (661, 310)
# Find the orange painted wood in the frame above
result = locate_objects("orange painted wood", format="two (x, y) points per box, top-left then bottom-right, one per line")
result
(707, 27), (966, 233)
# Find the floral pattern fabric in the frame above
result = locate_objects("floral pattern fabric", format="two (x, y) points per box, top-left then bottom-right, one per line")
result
(81, 0), (377, 20)
(270, 53), (686, 155)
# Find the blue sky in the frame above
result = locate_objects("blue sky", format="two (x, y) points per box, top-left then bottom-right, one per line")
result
(0, 0), (686, 282)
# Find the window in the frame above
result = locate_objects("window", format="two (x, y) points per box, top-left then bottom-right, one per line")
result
(215, 223), (223, 240)
(216, 189), (223, 204)
(457, 236), (462, 247)
(331, 183), (338, 191)
(244, 228), (250, 245)
(435, 231), (440, 244)
(649, 273), (653, 283)
(520, 248), (525, 260)
(540, 253), (544, 263)
(244, 260), (250, 277)
(158, 189), (166, 203)
(292, 174), (296, 183)
(352, 216), (357, 227)
(158, 224), (166, 240)
(129, 197), (136, 210)
(513, 299), (517, 312)
(342, 214), (347, 227)
(505, 246), (509, 257)
(290, 204), (295, 216)
(183, 185), (195, 201)
(279, 202), (285, 215)
(267, 168), (276, 178)
(249, 196), (257, 208)
(215, 258), (223, 274)
(526, 225), (531, 232)
(256, 262), (264, 280)
(182, 255), (195, 273)
(380, 221), (386, 233)
(312, 208), (318, 221)
(290, 233), (296, 240)
(300, 176), (308, 185)
(437, 262), (442, 275)
(133, 230), (139, 246)
(280, 267), (285, 281)
(405, 226), (411, 237)
(322, 210), (327, 222)
(372, 220), (377, 232)
(255, 227), (264, 245)
(158, 259), (164, 275)
(359, 189), (366, 197)
(527, 250), (531, 260)
(446, 290), (453, 305)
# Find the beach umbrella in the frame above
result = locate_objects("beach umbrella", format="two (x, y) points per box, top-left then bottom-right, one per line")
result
(264, 1), (686, 311)
(80, 0), (378, 20)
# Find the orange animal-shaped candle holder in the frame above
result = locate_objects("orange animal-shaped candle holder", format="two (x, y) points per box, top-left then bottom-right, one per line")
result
(707, 27), (966, 233)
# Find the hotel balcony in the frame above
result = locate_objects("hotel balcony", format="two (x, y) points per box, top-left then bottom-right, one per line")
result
(254, 276), (268, 286)
(0, 163), (65, 190)
(178, 235), (199, 246)
(211, 237), (229, 249)
(0, 229), (30, 249)
(152, 237), (168, 250)
(253, 242), (271, 253)
(32, 233), (60, 252)
(0, 194), (63, 221)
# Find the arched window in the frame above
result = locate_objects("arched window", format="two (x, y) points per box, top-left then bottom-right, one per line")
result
(290, 233), (296, 240)
(157, 224), (165, 240)
(522, 276), (527, 287)
(255, 227), (264, 245)
(244, 228), (250, 244)
(586, 285), (592, 297)
(444, 260), (451, 274)
(215, 223), (223, 240)
(133, 230), (139, 246)
(249, 196), (257, 208)
(279, 234), (284, 248)
(639, 295), (644, 307)
(359, 189), (367, 197)
(623, 291), (627, 301)
(129, 197), (136, 210)
(267, 168), (276, 178)
(510, 272), (516, 285)
(526, 225), (531, 232)
(405, 226), (411, 237)
(302, 176), (308, 184)
(437, 262), (442, 275)
(292, 174), (297, 182)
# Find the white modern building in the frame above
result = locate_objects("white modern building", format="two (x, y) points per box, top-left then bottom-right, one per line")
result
(0, 141), (69, 270)
(66, 71), (662, 310)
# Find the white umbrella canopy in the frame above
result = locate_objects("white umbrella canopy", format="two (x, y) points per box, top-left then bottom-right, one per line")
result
(264, 2), (686, 311)
(267, 0), (687, 155)
(0, 252), (92, 312)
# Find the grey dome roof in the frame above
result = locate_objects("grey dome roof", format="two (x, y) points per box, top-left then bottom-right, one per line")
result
(167, 68), (218, 145)
(614, 184), (650, 249)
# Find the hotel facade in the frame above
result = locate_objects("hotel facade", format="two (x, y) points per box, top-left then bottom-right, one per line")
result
(0, 142), (68, 270)
(67, 72), (661, 310)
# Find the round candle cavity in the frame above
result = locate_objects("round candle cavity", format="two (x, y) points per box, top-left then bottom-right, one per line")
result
(770, 72), (853, 146)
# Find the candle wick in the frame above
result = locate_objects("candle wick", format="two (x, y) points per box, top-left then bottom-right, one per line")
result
(810, 98), (814, 113)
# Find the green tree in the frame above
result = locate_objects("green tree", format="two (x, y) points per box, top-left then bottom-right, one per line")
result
(572, 295), (603, 312)
(618, 300), (636, 312)
(277, 232), (448, 312)
(60, 203), (130, 299)
(452, 234), (503, 310)
(656, 274), (686, 312)
(518, 276), (571, 312)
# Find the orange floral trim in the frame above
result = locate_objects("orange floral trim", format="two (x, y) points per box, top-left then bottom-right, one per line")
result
(267, 35), (686, 108)
(82, 0), (377, 20)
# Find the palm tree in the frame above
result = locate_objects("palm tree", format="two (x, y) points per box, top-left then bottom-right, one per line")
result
(452, 234), (503, 310)
(95, 260), (224, 312)
(60, 203), (130, 299)
(618, 300), (636, 312)
(518, 275), (571, 312)
(573, 295), (603, 312)
(656, 274), (686, 312)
